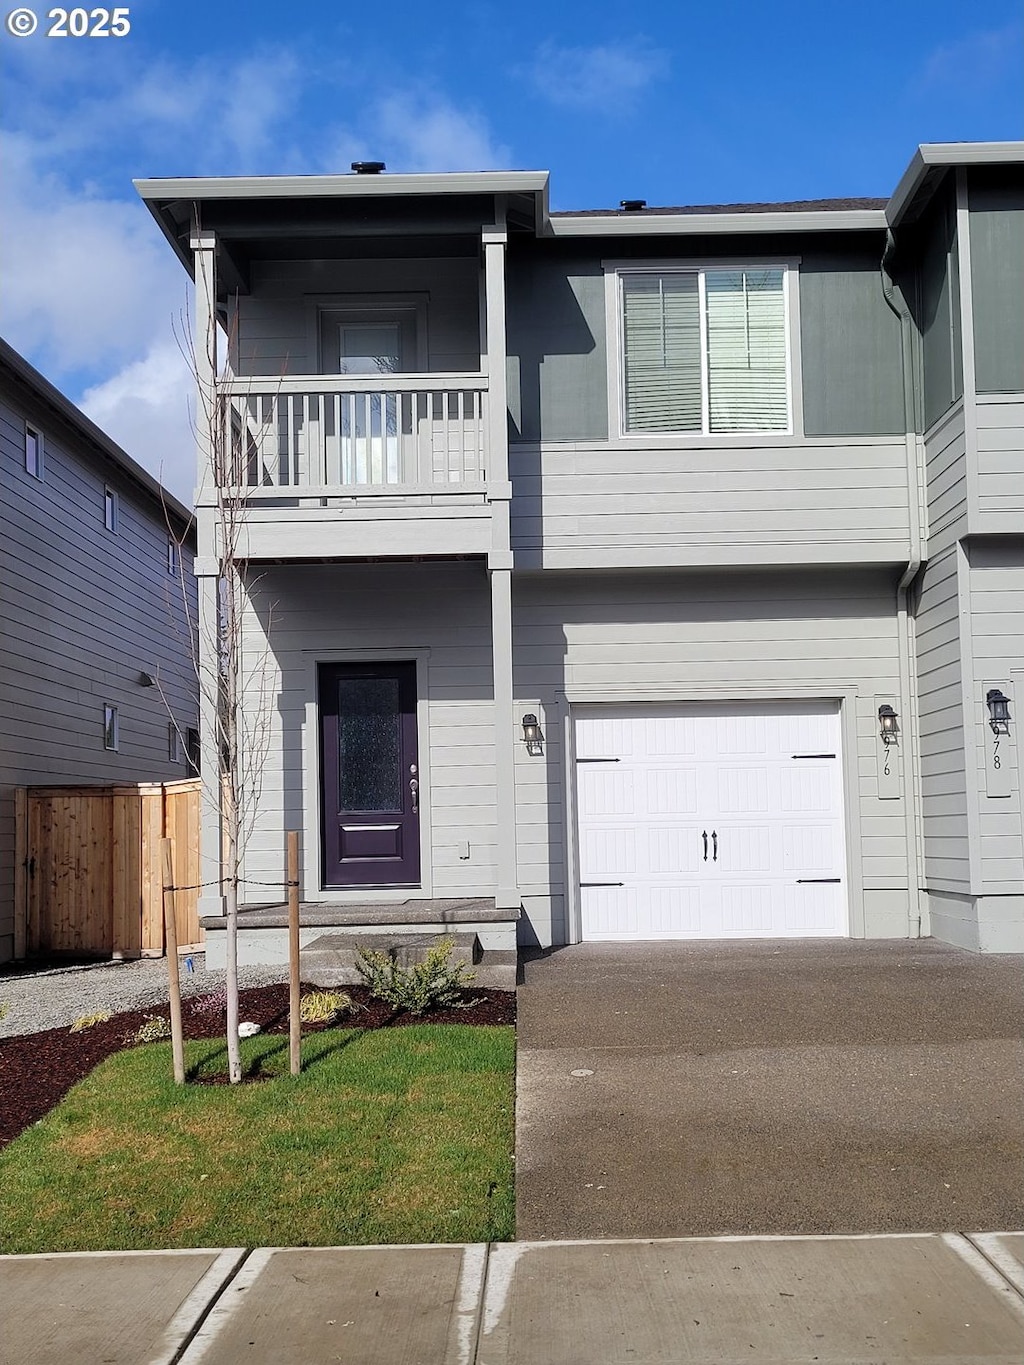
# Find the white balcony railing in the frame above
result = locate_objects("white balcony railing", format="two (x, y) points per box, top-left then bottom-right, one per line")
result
(219, 375), (488, 491)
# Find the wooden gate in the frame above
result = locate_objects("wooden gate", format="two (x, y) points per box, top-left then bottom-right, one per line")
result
(15, 780), (202, 959)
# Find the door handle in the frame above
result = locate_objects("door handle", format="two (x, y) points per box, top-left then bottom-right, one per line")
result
(409, 777), (419, 814)
(712, 830), (718, 862)
(702, 830), (708, 861)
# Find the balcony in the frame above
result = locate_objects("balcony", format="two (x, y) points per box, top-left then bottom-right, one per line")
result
(213, 374), (497, 561)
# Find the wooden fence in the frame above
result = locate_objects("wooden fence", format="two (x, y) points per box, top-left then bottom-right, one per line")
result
(14, 780), (202, 959)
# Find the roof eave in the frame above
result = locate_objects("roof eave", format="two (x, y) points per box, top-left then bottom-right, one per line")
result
(886, 141), (1024, 228)
(550, 208), (889, 237)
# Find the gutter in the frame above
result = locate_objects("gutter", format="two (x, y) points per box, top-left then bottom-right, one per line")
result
(881, 230), (925, 937)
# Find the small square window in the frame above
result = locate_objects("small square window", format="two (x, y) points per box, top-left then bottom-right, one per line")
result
(25, 425), (42, 478)
(167, 539), (179, 575)
(169, 723), (181, 763)
(104, 487), (119, 533)
(185, 728), (201, 778)
(103, 704), (119, 751)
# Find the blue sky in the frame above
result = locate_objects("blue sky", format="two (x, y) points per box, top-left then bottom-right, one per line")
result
(1, 0), (1022, 499)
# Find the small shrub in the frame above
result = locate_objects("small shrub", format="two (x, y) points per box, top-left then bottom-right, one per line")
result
(356, 939), (479, 1015)
(130, 1015), (172, 1045)
(69, 1011), (111, 1033)
(299, 990), (351, 1025)
(191, 988), (228, 1017)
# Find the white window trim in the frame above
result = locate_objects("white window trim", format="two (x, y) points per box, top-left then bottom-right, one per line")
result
(169, 722), (182, 763)
(603, 256), (804, 445)
(103, 704), (119, 752)
(104, 486), (119, 533)
(304, 293), (430, 374)
(25, 423), (43, 479)
(167, 538), (179, 576)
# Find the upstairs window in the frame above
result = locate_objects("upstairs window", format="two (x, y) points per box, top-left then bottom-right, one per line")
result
(618, 266), (791, 435)
(103, 704), (119, 751)
(25, 424), (42, 478)
(167, 539), (179, 575)
(104, 486), (119, 533)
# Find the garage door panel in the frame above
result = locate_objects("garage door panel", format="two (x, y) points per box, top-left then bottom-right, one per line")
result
(575, 702), (848, 942)
(578, 767), (635, 817)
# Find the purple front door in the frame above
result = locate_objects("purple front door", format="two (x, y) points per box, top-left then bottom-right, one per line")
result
(320, 662), (420, 887)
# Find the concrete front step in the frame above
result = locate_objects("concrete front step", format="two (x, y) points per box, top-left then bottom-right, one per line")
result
(301, 931), (481, 988)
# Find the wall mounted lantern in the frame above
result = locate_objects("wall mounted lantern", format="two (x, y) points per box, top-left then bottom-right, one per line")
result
(986, 689), (1012, 735)
(138, 671), (156, 687)
(878, 704), (899, 746)
(521, 713), (544, 756)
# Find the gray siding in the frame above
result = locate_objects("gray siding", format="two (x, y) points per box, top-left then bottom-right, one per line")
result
(233, 257), (481, 376)
(239, 562), (497, 905)
(0, 391), (198, 961)
(966, 538), (1024, 893)
(799, 256), (904, 436)
(923, 402), (968, 543)
(969, 172), (1024, 394)
(505, 241), (903, 445)
(511, 568), (909, 947)
(914, 546), (969, 894)
(505, 254), (607, 443)
(975, 395), (1024, 522)
(509, 437), (910, 570)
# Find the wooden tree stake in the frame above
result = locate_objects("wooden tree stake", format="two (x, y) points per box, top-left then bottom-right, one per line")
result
(288, 831), (301, 1075)
(161, 838), (186, 1085)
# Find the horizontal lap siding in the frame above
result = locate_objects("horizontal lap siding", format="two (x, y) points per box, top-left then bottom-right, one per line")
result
(0, 391), (197, 961)
(975, 396), (1024, 520)
(509, 440), (910, 568)
(234, 258), (481, 375)
(966, 544), (1024, 891)
(915, 391), (969, 895)
(239, 562), (496, 901)
(512, 568), (907, 945)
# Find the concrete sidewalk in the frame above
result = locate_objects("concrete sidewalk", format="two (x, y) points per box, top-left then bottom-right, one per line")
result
(516, 941), (1024, 1239)
(2, 1233), (1023, 1364)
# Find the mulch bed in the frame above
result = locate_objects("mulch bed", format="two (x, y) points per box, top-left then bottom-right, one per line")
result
(0, 983), (515, 1149)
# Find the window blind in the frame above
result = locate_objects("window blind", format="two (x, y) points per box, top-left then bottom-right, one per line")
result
(705, 268), (788, 432)
(622, 272), (702, 433)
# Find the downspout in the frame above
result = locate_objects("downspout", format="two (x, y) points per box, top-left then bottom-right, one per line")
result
(882, 229), (924, 937)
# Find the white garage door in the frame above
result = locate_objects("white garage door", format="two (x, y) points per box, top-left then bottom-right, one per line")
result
(575, 702), (848, 940)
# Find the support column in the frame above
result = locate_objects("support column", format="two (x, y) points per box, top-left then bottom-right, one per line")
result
(196, 571), (223, 921)
(190, 225), (218, 497)
(491, 565), (520, 909)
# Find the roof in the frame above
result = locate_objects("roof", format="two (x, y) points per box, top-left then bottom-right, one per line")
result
(0, 337), (194, 537)
(886, 141), (1024, 227)
(551, 197), (888, 217)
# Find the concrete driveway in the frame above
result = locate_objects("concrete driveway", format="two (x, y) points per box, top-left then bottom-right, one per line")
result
(515, 939), (1024, 1240)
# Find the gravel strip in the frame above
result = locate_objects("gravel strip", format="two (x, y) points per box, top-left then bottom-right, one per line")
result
(0, 955), (290, 1039)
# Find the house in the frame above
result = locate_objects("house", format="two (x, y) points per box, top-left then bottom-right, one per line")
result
(0, 339), (198, 963)
(133, 140), (1024, 971)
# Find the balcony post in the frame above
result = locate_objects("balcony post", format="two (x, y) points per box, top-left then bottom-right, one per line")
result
(190, 222), (218, 499)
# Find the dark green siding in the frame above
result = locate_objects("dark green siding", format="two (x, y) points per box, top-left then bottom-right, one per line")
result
(913, 189), (963, 432)
(800, 255), (904, 436)
(970, 170), (1024, 394)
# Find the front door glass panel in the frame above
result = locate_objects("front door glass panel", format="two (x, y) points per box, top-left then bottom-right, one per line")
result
(338, 677), (402, 812)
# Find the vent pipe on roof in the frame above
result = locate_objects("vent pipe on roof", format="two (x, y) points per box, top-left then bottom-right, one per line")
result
(620, 199), (647, 211)
(351, 161), (386, 174)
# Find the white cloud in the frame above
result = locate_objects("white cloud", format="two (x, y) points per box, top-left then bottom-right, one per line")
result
(321, 93), (512, 173)
(0, 131), (186, 375)
(78, 339), (196, 505)
(523, 38), (668, 111)
(916, 21), (1024, 93)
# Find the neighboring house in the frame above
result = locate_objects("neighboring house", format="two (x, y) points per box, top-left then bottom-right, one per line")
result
(0, 339), (199, 963)
(134, 140), (1024, 966)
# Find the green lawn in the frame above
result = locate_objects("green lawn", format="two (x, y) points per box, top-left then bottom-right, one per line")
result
(0, 1026), (515, 1253)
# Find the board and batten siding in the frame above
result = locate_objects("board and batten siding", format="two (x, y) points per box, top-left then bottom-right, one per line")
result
(232, 257), (482, 377)
(0, 393), (197, 962)
(238, 562), (497, 905)
(509, 438), (911, 570)
(968, 168), (1024, 395)
(510, 568), (910, 948)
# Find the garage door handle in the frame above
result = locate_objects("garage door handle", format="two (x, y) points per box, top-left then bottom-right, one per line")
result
(792, 753), (836, 759)
(702, 830), (708, 861)
(796, 878), (841, 884)
(576, 757), (621, 763)
(712, 830), (718, 861)
(580, 882), (624, 888)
